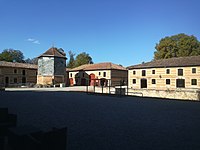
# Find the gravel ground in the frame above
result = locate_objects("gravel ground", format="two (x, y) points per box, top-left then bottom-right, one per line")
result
(0, 91), (200, 150)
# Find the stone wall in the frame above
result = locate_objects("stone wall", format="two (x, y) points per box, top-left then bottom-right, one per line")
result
(54, 57), (66, 75)
(37, 75), (53, 85)
(38, 57), (54, 76)
(128, 88), (200, 101)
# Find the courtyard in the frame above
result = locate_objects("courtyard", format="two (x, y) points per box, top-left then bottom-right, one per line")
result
(0, 91), (200, 150)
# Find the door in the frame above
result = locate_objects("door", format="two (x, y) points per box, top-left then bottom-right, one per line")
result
(176, 79), (185, 88)
(22, 77), (26, 85)
(69, 78), (73, 86)
(81, 78), (86, 86)
(141, 79), (147, 88)
(5, 77), (9, 87)
(89, 74), (95, 86)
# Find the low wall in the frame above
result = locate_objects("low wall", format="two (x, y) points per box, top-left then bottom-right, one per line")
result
(128, 88), (200, 101)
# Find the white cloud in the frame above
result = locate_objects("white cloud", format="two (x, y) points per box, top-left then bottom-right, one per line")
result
(33, 40), (40, 44)
(26, 38), (40, 44)
(27, 38), (35, 42)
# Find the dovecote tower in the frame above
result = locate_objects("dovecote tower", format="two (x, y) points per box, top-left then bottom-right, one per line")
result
(37, 47), (67, 85)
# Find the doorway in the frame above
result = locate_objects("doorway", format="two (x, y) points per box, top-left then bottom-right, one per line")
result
(5, 77), (9, 87)
(89, 74), (95, 86)
(176, 79), (185, 88)
(22, 77), (26, 85)
(141, 79), (147, 88)
(69, 78), (74, 86)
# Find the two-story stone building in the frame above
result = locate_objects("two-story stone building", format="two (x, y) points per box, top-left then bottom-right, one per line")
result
(0, 61), (37, 87)
(127, 56), (200, 90)
(68, 62), (128, 86)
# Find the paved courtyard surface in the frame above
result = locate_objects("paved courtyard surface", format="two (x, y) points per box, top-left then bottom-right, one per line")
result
(0, 91), (200, 150)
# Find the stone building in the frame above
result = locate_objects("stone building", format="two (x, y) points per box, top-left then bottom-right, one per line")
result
(127, 56), (200, 90)
(37, 47), (67, 86)
(68, 62), (128, 86)
(0, 61), (37, 87)
(127, 56), (200, 100)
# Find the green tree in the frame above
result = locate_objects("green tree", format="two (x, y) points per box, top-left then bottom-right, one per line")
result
(25, 57), (38, 65)
(74, 52), (93, 67)
(154, 33), (200, 60)
(66, 50), (76, 68)
(0, 49), (24, 62)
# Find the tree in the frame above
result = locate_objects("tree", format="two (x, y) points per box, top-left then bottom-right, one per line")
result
(0, 49), (24, 62)
(74, 52), (93, 67)
(66, 51), (76, 68)
(154, 33), (200, 60)
(25, 57), (38, 65)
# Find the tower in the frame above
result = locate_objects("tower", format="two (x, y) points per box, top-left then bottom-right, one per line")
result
(37, 47), (67, 86)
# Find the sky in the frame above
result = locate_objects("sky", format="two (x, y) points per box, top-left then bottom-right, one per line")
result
(0, 0), (200, 67)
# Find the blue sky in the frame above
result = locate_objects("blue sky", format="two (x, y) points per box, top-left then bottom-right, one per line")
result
(0, 0), (200, 67)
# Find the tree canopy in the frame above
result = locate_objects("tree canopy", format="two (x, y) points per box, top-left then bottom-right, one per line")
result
(0, 49), (25, 63)
(24, 57), (38, 65)
(66, 51), (76, 68)
(66, 51), (93, 68)
(74, 52), (93, 67)
(154, 33), (200, 60)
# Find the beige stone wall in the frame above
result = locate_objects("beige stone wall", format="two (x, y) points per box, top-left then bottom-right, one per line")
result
(37, 75), (66, 85)
(129, 66), (200, 90)
(128, 88), (200, 101)
(37, 75), (53, 85)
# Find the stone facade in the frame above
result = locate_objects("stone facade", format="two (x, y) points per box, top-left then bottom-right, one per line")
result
(68, 62), (128, 87)
(128, 66), (200, 90)
(37, 47), (67, 86)
(127, 56), (200, 100)
(0, 61), (37, 87)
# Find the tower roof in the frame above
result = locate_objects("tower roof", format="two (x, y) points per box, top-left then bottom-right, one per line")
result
(38, 47), (66, 59)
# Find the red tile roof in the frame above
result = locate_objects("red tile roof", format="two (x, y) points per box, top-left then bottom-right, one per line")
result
(0, 61), (37, 69)
(127, 55), (200, 69)
(69, 62), (127, 71)
(38, 47), (66, 58)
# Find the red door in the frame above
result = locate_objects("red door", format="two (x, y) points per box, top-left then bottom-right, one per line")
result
(69, 78), (73, 86)
(90, 74), (95, 86)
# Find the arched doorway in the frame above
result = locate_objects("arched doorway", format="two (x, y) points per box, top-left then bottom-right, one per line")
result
(89, 74), (95, 86)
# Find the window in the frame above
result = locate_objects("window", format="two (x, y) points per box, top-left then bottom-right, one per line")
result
(166, 79), (170, 85)
(166, 69), (170, 74)
(133, 71), (136, 75)
(14, 78), (17, 83)
(22, 70), (26, 75)
(99, 72), (101, 75)
(132, 79), (136, 84)
(70, 73), (72, 78)
(191, 79), (197, 85)
(82, 73), (84, 77)
(14, 69), (17, 74)
(152, 79), (156, 84)
(152, 70), (155, 74)
(178, 69), (183, 76)
(142, 70), (146, 76)
(103, 72), (106, 77)
(192, 68), (196, 73)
